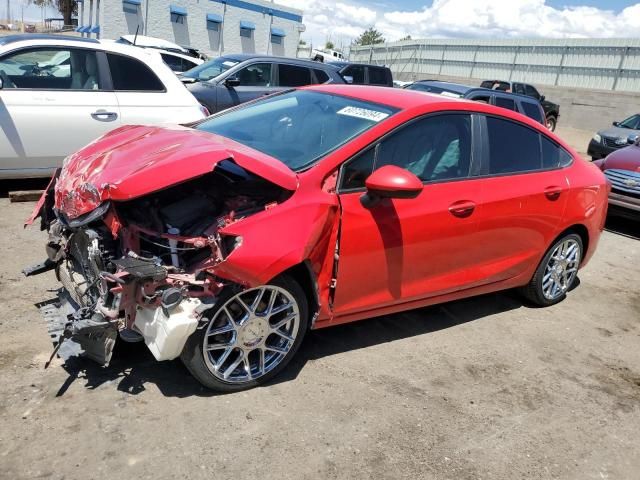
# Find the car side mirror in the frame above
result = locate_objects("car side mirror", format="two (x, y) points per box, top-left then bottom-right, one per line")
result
(360, 165), (423, 208)
(0, 76), (3, 89)
(613, 121), (620, 127)
(343, 75), (354, 84)
(224, 76), (241, 88)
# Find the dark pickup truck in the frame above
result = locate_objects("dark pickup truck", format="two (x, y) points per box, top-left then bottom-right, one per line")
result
(481, 80), (560, 132)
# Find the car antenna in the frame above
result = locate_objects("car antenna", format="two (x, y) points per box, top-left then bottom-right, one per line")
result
(133, 24), (139, 45)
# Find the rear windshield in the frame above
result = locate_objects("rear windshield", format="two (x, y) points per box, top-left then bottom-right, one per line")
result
(182, 56), (240, 81)
(196, 90), (398, 171)
(405, 83), (463, 98)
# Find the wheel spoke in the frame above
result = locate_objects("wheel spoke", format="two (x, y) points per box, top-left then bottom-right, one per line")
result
(214, 346), (234, 369)
(250, 287), (266, 313)
(223, 351), (245, 379)
(271, 311), (296, 330)
(266, 345), (288, 355)
(207, 323), (234, 336)
(244, 355), (253, 380)
(257, 349), (265, 376)
(273, 329), (294, 342)
(269, 302), (292, 317)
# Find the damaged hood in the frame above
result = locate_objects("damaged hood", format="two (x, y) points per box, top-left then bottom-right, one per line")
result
(56, 125), (298, 219)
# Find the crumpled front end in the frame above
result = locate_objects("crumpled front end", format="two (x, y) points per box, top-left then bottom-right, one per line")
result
(26, 158), (293, 366)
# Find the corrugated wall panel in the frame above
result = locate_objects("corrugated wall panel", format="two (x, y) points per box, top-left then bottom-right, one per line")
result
(348, 39), (640, 91)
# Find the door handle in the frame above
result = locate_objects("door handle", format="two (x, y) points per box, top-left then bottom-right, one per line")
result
(91, 109), (118, 121)
(448, 200), (476, 218)
(544, 186), (563, 201)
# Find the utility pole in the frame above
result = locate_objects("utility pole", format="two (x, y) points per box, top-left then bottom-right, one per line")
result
(6, 0), (10, 23)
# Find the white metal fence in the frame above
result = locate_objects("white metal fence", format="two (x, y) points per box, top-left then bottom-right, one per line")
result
(350, 38), (640, 92)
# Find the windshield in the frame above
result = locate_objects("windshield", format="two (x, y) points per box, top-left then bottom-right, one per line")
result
(405, 83), (463, 98)
(182, 56), (240, 81)
(196, 90), (398, 171)
(619, 114), (640, 130)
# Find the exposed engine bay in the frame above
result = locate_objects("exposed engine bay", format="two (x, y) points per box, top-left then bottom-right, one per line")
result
(27, 160), (292, 366)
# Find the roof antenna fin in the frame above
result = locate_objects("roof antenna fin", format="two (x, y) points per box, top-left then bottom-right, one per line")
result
(133, 24), (139, 46)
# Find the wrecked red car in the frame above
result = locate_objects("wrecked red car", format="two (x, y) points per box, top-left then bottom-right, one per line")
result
(26, 85), (608, 391)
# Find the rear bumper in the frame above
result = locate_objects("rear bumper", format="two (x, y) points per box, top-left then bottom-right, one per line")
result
(587, 140), (616, 160)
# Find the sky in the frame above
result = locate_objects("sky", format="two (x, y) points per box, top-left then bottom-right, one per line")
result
(8, 0), (640, 47)
(273, 0), (640, 48)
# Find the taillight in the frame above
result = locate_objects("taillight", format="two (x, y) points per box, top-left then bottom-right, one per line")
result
(199, 105), (210, 117)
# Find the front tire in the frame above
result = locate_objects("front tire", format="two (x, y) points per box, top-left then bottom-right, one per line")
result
(546, 115), (557, 132)
(521, 233), (583, 307)
(181, 275), (309, 392)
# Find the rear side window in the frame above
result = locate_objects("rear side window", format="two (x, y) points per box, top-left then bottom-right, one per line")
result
(485, 116), (540, 173)
(368, 67), (388, 85)
(161, 53), (183, 72)
(313, 69), (330, 83)
(521, 101), (544, 124)
(278, 64), (311, 87)
(494, 96), (516, 111)
(541, 136), (573, 168)
(107, 54), (164, 91)
(513, 83), (525, 95)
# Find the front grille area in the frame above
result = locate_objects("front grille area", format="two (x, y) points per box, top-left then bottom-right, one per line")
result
(601, 136), (627, 149)
(605, 169), (640, 199)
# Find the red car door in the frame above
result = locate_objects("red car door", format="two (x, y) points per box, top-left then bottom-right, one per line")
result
(331, 113), (484, 317)
(469, 115), (571, 287)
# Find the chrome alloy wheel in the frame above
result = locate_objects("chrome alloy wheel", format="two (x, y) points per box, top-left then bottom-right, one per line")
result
(203, 286), (301, 384)
(542, 238), (581, 300)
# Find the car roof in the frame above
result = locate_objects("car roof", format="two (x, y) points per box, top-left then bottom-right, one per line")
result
(218, 53), (334, 68)
(0, 34), (99, 46)
(304, 84), (547, 126)
(413, 80), (475, 94)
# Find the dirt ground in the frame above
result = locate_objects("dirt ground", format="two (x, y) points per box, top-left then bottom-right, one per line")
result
(0, 193), (639, 480)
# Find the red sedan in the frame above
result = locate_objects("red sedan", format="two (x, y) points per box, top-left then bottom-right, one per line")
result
(26, 85), (608, 391)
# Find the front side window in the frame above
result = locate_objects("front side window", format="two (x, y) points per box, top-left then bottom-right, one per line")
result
(277, 64), (311, 87)
(340, 114), (472, 190)
(107, 53), (164, 91)
(376, 114), (472, 182)
(485, 116), (541, 173)
(237, 63), (271, 86)
(197, 90), (397, 171)
(342, 65), (365, 84)
(513, 83), (525, 95)
(0, 48), (100, 90)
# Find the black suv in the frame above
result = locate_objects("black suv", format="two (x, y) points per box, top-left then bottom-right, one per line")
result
(480, 80), (560, 131)
(181, 55), (344, 114)
(405, 81), (547, 126)
(325, 61), (394, 87)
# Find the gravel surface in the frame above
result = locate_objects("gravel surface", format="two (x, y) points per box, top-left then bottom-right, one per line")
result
(0, 196), (639, 480)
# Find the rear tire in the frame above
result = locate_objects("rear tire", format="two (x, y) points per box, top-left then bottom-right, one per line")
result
(521, 233), (583, 307)
(181, 274), (309, 392)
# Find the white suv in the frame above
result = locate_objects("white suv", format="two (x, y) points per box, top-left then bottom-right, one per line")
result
(0, 34), (207, 179)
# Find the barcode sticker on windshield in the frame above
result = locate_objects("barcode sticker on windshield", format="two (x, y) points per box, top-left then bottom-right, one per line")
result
(337, 106), (389, 122)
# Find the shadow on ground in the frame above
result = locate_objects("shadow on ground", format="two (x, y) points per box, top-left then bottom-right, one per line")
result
(605, 214), (640, 241)
(56, 290), (524, 398)
(0, 178), (49, 198)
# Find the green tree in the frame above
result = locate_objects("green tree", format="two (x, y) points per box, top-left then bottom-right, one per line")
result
(30, 0), (77, 27)
(354, 27), (385, 46)
(399, 35), (412, 41)
(325, 41), (335, 50)
(299, 39), (307, 45)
